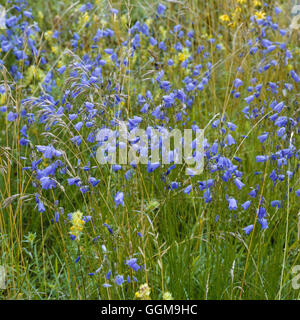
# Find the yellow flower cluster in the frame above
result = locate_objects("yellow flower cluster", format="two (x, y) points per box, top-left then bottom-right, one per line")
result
(220, 0), (264, 28)
(178, 48), (191, 62)
(135, 283), (151, 300)
(219, 7), (242, 28)
(70, 210), (85, 240)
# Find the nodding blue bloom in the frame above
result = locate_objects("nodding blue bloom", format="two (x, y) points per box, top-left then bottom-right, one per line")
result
(275, 116), (287, 127)
(212, 119), (219, 128)
(157, 3), (166, 16)
(114, 191), (124, 208)
(210, 141), (218, 155)
(67, 177), (81, 186)
(290, 70), (300, 83)
(271, 200), (281, 208)
(147, 162), (160, 173)
(243, 224), (254, 235)
(170, 182), (180, 190)
(259, 219), (268, 230)
(112, 164), (122, 172)
(115, 275), (124, 286)
(184, 185), (192, 194)
(104, 223), (113, 234)
(256, 155), (268, 163)
(104, 48), (114, 55)
(258, 132), (269, 143)
(89, 177), (100, 186)
(228, 198), (237, 210)
(226, 134), (236, 146)
(275, 7), (282, 14)
(125, 170), (133, 181)
(103, 283), (112, 288)
(273, 102), (285, 113)
(40, 177), (56, 190)
(286, 171), (293, 179)
(244, 95), (255, 104)
(75, 256), (80, 263)
(19, 138), (30, 146)
(106, 270), (111, 280)
(296, 190), (300, 197)
(234, 178), (245, 190)
(36, 194), (46, 213)
(234, 78), (243, 88)
(203, 188), (212, 203)
(277, 127), (285, 137)
(241, 201), (251, 210)
(80, 186), (89, 194)
(111, 8), (118, 15)
(257, 207), (266, 219)
(158, 41), (167, 51)
(126, 258), (140, 272)
(69, 114), (78, 121)
(20, 125), (28, 138)
(36, 145), (62, 159)
(74, 121), (83, 131)
(149, 37), (157, 46)
(70, 136), (82, 146)
(57, 65), (66, 74)
(137, 232), (143, 238)
(173, 24), (181, 33)
(7, 111), (17, 122)
(227, 122), (237, 131)
(54, 211), (60, 222)
(174, 42), (183, 51)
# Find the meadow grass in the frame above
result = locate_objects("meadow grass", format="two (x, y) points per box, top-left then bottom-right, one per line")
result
(0, 0), (299, 300)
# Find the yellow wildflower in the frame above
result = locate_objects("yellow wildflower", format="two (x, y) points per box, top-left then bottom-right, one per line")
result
(51, 46), (58, 54)
(121, 14), (127, 26)
(135, 283), (151, 300)
(219, 14), (230, 23)
(145, 18), (153, 26)
(178, 48), (190, 62)
(237, 0), (246, 3)
(232, 6), (242, 21)
(159, 26), (167, 40)
(38, 11), (44, 20)
(83, 12), (89, 24)
(70, 210), (85, 240)
(253, 0), (262, 7)
(163, 291), (174, 300)
(255, 10), (266, 20)
(45, 30), (53, 41)
(0, 94), (5, 105)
